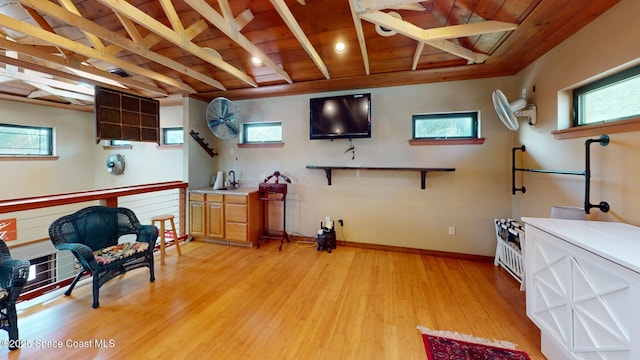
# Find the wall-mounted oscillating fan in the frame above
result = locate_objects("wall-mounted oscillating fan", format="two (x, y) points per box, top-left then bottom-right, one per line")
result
(106, 154), (125, 175)
(206, 97), (240, 140)
(492, 89), (537, 131)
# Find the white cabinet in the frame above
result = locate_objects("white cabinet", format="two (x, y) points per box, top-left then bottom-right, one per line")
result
(524, 218), (640, 360)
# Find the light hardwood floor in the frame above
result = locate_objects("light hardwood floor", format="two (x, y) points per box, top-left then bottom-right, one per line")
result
(3, 240), (543, 359)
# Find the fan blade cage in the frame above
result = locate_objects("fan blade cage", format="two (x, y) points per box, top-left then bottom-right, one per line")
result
(206, 97), (240, 140)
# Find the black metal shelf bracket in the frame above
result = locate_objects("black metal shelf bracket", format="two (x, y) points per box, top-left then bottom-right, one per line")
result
(306, 166), (455, 190)
(511, 134), (610, 214)
(189, 130), (217, 157)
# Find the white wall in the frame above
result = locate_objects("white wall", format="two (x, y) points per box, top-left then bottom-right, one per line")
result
(205, 77), (517, 256)
(1, 100), (185, 249)
(1, 100), (186, 199)
(94, 104), (185, 188)
(513, 0), (640, 224)
(185, 97), (217, 190)
(0, 100), (95, 199)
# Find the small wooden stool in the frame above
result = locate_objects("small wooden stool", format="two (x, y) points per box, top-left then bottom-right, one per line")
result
(151, 214), (182, 264)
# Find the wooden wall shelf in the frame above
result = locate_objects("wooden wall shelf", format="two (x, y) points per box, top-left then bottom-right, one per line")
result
(306, 166), (455, 189)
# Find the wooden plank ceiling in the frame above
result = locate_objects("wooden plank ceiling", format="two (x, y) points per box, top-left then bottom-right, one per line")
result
(0, 0), (622, 110)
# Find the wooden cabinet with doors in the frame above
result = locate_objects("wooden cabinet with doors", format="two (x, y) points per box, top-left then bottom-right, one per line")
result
(189, 192), (224, 238)
(205, 194), (224, 238)
(188, 193), (205, 237)
(189, 190), (262, 246)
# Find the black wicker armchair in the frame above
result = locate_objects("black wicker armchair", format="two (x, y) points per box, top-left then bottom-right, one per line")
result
(0, 239), (30, 350)
(48, 206), (157, 308)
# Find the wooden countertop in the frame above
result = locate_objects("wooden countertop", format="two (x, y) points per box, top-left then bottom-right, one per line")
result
(190, 187), (258, 196)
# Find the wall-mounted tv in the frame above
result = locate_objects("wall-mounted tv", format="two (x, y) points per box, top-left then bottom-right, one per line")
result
(309, 93), (371, 140)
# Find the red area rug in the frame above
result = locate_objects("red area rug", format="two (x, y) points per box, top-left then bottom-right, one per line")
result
(418, 326), (530, 360)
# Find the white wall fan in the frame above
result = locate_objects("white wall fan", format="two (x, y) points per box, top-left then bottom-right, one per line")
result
(206, 97), (240, 140)
(492, 89), (537, 131)
(106, 154), (125, 175)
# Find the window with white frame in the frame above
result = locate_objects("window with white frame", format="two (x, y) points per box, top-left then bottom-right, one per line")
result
(412, 111), (479, 139)
(0, 123), (53, 156)
(573, 64), (640, 126)
(242, 122), (282, 143)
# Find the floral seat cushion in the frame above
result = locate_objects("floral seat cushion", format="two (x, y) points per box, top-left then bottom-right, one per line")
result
(93, 242), (149, 265)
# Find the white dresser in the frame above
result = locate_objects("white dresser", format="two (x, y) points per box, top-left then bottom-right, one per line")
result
(522, 217), (640, 360)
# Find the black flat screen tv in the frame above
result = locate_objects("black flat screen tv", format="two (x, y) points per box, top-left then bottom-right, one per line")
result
(309, 93), (371, 139)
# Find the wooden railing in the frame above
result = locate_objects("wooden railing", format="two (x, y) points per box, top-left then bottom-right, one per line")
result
(0, 181), (188, 214)
(0, 181), (188, 301)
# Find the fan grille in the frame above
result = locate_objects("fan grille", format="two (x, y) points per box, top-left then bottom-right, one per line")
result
(206, 97), (240, 140)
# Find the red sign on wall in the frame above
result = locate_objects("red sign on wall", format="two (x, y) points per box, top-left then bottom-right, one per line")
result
(0, 218), (17, 241)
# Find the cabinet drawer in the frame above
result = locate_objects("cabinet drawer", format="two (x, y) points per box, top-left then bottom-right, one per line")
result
(189, 193), (205, 201)
(225, 222), (247, 242)
(225, 195), (247, 204)
(225, 204), (247, 222)
(206, 194), (223, 202)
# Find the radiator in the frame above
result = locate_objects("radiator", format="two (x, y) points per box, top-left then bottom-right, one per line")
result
(494, 219), (525, 291)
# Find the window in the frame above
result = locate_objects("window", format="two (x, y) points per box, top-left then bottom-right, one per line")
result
(0, 124), (53, 156)
(573, 64), (640, 126)
(103, 140), (132, 148)
(162, 127), (184, 145)
(412, 112), (479, 139)
(242, 122), (282, 143)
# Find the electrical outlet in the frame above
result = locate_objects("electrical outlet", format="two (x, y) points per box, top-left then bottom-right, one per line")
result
(448, 226), (456, 235)
(338, 219), (344, 226)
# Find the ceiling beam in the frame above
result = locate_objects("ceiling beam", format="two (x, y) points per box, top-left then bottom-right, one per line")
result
(0, 92), (93, 111)
(17, 0), (223, 92)
(234, 9), (254, 30)
(218, 0), (234, 21)
(269, 0), (329, 79)
(358, 10), (516, 63)
(203, 62), (508, 101)
(348, 0), (370, 75)
(114, 13), (165, 50)
(57, 0), (107, 51)
(0, 67), (94, 96)
(184, 0), (291, 84)
(98, 0), (256, 88)
(0, 11), (195, 93)
(159, 0), (184, 33)
(184, 19), (209, 41)
(26, 82), (92, 103)
(359, 10), (517, 42)
(115, 12), (143, 43)
(355, 0), (426, 12)
(0, 37), (167, 96)
(19, 4), (70, 59)
(412, 42), (424, 70)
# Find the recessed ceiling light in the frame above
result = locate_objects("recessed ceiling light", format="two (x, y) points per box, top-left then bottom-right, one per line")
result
(251, 57), (262, 66)
(334, 42), (346, 54)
